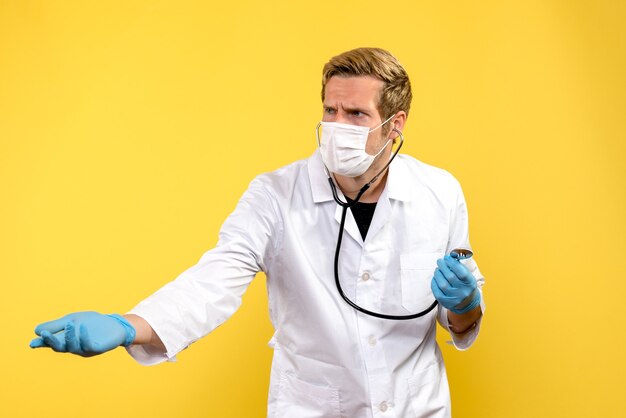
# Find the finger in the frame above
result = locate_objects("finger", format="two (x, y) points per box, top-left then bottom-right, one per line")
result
(65, 320), (81, 354)
(30, 337), (48, 349)
(431, 274), (458, 307)
(443, 256), (472, 283)
(436, 258), (461, 287)
(431, 272), (445, 299)
(41, 330), (66, 352)
(34, 316), (68, 336)
(432, 269), (451, 295)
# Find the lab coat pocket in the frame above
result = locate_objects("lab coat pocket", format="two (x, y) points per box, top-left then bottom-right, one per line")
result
(274, 372), (341, 418)
(407, 361), (449, 418)
(400, 252), (440, 313)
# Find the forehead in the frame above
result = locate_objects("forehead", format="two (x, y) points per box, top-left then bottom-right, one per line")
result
(324, 75), (384, 109)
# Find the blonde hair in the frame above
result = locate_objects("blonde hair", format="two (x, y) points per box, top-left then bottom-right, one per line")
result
(321, 47), (412, 120)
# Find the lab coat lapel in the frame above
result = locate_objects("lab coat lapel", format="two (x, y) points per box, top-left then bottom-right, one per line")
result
(308, 151), (364, 244)
(364, 156), (411, 243)
(364, 186), (391, 244)
(334, 199), (364, 247)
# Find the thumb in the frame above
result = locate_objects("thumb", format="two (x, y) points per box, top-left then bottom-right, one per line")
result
(30, 337), (47, 349)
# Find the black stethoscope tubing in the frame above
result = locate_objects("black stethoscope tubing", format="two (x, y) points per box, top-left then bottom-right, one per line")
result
(326, 128), (439, 320)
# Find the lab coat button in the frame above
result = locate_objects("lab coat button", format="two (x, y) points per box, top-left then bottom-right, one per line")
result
(361, 272), (370, 281)
(379, 401), (388, 412)
(368, 335), (377, 346)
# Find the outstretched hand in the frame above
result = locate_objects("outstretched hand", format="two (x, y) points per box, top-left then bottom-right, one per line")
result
(30, 311), (136, 357)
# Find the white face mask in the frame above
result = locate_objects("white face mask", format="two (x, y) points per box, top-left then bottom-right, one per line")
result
(317, 115), (394, 177)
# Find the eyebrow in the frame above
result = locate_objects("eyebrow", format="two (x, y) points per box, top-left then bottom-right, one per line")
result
(342, 105), (368, 113)
(323, 103), (371, 114)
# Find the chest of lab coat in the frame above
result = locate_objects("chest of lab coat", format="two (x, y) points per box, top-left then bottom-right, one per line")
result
(127, 151), (485, 418)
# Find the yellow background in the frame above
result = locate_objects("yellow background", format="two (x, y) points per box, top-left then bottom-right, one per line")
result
(1, 1), (625, 417)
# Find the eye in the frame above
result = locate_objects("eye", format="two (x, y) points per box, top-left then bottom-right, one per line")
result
(351, 110), (363, 117)
(324, 107), (336, 115)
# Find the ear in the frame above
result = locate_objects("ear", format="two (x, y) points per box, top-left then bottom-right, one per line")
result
(388, 111), (407, 140)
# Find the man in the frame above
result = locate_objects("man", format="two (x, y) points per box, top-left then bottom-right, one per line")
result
(30, 48), (485, 417)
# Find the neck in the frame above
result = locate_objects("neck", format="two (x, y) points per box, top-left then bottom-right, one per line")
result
(334, 170), (388, 203)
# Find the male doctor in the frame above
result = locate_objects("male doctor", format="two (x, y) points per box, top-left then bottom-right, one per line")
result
(30, 48), (485, 418)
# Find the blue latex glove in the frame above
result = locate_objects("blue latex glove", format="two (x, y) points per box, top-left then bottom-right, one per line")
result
(29, 311), (136, 356)
(431, 255), (481, 314)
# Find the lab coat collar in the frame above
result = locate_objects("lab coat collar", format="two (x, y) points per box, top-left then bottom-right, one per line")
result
(307, 149), (412, 203)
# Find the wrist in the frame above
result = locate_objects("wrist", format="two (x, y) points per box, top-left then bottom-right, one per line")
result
(451, 288), (481, 314)
(449, 319), (478, 335)
(447, 306), (482, 335)
(107, 314), (136, 347)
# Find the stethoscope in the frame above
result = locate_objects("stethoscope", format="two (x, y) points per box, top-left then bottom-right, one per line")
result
(316, 123), (440, 320)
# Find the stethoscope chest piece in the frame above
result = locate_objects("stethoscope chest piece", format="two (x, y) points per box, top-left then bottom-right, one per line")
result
(450, 248), (473, 260)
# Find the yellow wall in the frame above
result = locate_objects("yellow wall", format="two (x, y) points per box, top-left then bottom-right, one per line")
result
(2, 1), (625, 417)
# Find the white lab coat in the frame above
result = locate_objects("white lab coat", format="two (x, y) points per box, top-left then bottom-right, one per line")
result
(126, 150), (485, 418)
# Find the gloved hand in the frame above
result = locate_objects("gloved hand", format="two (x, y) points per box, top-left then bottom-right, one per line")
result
(29, 311), (136, 357)
(431, 255), (481, 314)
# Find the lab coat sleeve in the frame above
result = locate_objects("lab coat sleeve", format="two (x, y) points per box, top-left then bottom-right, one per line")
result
(124, 177), (283, 365)
(437, 179), (486, 350)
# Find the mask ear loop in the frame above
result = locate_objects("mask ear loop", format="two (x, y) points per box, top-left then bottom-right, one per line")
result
(368, 113), (396, 133)
(365, 128), (404, 187)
